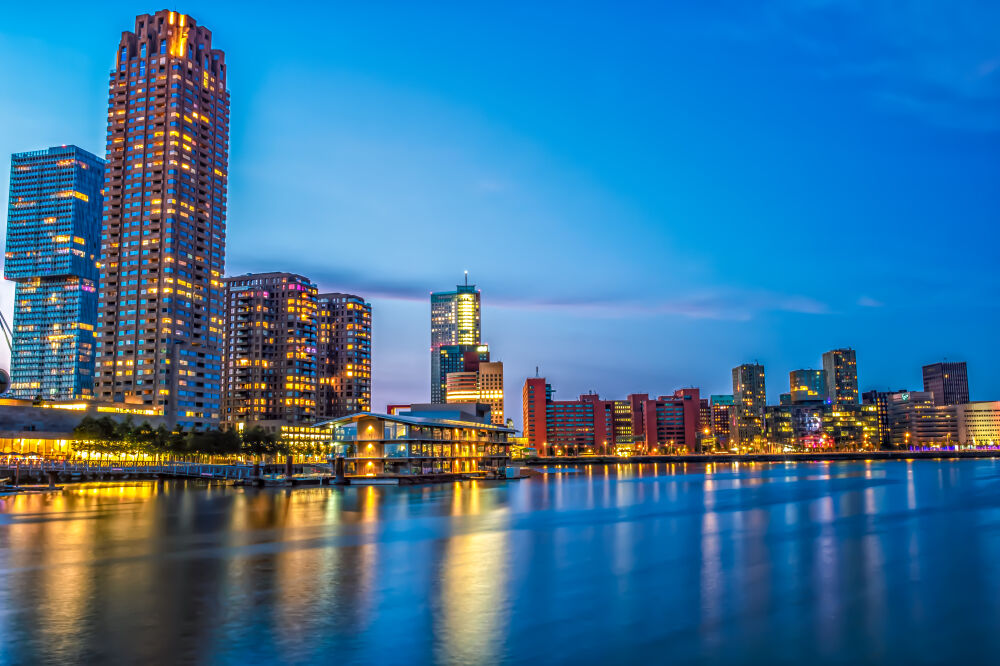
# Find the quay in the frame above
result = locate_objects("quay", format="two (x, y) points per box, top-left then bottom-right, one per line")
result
(524, 449), (1000, 466)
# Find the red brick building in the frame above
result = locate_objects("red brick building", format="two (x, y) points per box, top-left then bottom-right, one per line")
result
(522, 378), (702, 455)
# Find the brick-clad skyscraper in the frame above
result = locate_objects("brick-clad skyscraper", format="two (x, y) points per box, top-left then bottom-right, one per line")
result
(95, 11), (229, 428)
(316, 293), (372, 418)
(222, 273), (318, 427)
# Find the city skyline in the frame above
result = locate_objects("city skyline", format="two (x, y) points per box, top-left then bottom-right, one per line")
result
(1, 3), (999, 428)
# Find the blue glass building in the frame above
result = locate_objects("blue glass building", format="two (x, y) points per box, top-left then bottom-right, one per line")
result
(4, 146), (105, 399)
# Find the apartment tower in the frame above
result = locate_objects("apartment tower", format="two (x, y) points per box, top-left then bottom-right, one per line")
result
(222, 273), (317, 427)
(316, 292), (372, 418)
(430, 275), (481, 402)
(95, 10), (230, 428)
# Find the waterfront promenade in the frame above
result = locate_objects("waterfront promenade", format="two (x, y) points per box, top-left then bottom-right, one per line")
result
(526, 449), (1000, 465)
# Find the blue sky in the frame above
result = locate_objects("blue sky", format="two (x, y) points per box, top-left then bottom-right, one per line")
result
(1, 1), (998, 426)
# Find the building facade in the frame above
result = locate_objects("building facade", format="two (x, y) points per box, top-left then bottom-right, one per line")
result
(789, 369), (828, 404)
(861, 389), (893, 449)
(887, 391), (958, 448)
(822, 348), (859, 405)
(433, 344), (489, 406)
(922, 361), (969, 406)
(445, 360), (504, 425)
(5, 146), (104, 399)
(325, 411), (512, 476)
(316, 293), (371, 418)
(956, 402), (1000, 447)
(710, 394), (734, 449)
(732, 363), (766, 447)
(95, 10), (230, 429)
(222, 273), (317, 427)
(521, 378), (701, 455)
(430, 280), (481, 402)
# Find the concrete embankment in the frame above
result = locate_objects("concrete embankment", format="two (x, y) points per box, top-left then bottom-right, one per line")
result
(524, 450), (1000, 466)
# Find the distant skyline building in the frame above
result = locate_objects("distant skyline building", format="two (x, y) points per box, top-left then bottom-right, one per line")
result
(430, 277), (481, 402)
(710, 394), (734, 448)
(4, 146), (104, 399)
(222, 273), (317, 428)
(922, 361), (969, 406)
(822, 348), (859, 405)
(433, 343), (489, 404)
(94, 10), (230, 429)
(316, 293), (372, 418)
(789, 369), (828, 404)
(732, 363), (766, 446)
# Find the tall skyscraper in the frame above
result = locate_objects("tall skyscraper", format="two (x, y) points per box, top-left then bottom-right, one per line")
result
(430, 276), (481, 402)
(789, 369), (828, 404)
(222, 273), (317, 427)
(922, 361), (969, 406)
(732, 363), (766, 446)
(95, 10), (230, 429)
(4, 146), (104, 399)
(316, 292), (372, 418)
(822, 348), (859, 405)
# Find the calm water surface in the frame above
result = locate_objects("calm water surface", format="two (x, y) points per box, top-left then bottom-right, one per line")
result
(3, 460), (1000, 664)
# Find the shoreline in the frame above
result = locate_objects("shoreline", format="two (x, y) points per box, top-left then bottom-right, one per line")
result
(523, 450), (1000, 466)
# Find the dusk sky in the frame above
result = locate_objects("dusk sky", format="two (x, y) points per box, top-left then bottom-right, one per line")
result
(1, 1), (998, 427)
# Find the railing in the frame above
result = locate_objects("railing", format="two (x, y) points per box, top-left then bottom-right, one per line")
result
(0, 457), (257, 480)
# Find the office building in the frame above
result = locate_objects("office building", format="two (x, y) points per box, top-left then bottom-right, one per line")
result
(710, 394), (734, 448)
(430, 278), (481, 402)
(732, 363), (766, 447)
(316, 293), (372, 418)
(922, 361), (969, 406)
(822, 348), (859, 405)
(764, 402), (880, 450)
(222, 273), (317, 428)
(446, 360), (504, 425)
(861, 389), (893, 449)
(433, 343), (489, 405)
(789, 369), (828, 404)
(5, 146), (104, 399)
(95, 10), (230, 429)
(956, 402), (1000, 447)
(521, 378), (701, 455)
(887, 391), (958, 448)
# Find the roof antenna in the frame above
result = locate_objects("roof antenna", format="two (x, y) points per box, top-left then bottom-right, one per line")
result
(535, 366), (539, 378)
(464, 270), (468, 286)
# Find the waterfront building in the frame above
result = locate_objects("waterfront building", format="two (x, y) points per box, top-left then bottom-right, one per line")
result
(922, 361), (969, 406)
(710, 395), (734, 448)
(95, 10), (230, 429)
(956, 402), (1000, 447)
(5, 146), (104, 399)
(732, 363), (766, 447)
(445, 360), (504, 425)
(316, 293), (372, 418)
(0, 397), (162, 458)
(521, 378), (700, 455)
(764, 402), (880, 450)
(887, 391), (958, 448)
(822, 348), (859, 405)
(861, 389), (893, 449)
(789, 369), (829, 404)
(221, 273), (317, 429)
(430, 278), (481, 402)
(323, 409), (512, 476)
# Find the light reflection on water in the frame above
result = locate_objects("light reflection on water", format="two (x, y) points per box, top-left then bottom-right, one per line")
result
(2, 461), (1000, 663)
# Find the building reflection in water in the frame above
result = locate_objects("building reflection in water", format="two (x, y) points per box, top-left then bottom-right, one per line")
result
(4, 461), (1000, 662)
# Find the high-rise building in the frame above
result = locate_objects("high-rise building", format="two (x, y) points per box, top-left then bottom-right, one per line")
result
(710, 394), (734, 448)
(4, 146), (104, 399)
(922, 361), (969, 406)
(430, 278), (481, 402)
(433, 343), (489, 404)
(222, 273), (317, 427)
(887, 391), (958, 447)
(861, 389), (893, 449)
(445, 360), (504, 425)
(822, 348), (859, 405)
(316, 293), (372, 418)
(95, 10), (230, 429)
(789, 369), (828, 404)
(732, 363), (766, 446)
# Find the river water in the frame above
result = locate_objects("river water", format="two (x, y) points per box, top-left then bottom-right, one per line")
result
(2, 460), (1000, 664)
